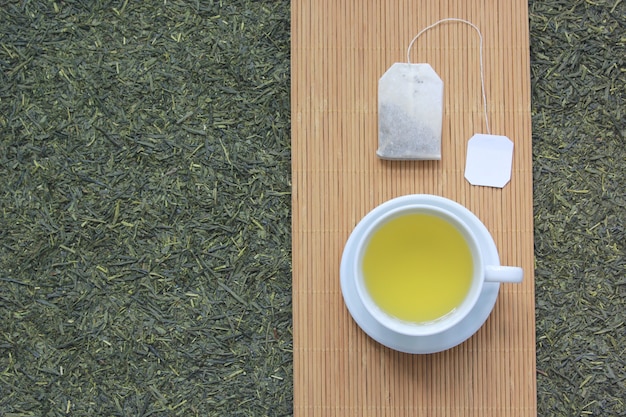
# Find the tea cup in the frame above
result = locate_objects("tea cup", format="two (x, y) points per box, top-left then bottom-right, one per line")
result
(353, 199), (523, 337)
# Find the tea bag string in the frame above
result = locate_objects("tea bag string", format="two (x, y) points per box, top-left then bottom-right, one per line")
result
(406, 18), (491, 135)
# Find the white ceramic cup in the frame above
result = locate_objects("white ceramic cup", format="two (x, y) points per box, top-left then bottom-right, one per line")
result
(353, 202), (523, 337)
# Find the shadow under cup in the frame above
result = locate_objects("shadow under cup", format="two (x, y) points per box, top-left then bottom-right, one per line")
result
(354, 205), (485, 337)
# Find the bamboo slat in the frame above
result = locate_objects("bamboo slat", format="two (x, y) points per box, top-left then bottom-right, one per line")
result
(292, 1), (536, 415)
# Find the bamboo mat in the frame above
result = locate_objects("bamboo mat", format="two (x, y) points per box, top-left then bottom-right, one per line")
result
(291, 1), (536, 416)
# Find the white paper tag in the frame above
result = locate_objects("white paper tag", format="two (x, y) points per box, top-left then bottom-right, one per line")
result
(377, 63), (443, 160)
(464, 134), (514, 188)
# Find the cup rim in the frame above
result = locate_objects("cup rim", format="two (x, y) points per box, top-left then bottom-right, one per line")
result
(353, 203), (485, 337)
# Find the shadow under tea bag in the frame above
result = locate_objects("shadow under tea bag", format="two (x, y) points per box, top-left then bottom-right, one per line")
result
(377, 63), (443, 160)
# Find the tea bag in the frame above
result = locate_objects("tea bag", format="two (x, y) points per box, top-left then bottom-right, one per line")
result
(377, 63), (443, 160)
(377, 18), (516, 186)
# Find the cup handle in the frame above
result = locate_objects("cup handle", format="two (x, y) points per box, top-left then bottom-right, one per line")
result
(484, 265), (524, 283)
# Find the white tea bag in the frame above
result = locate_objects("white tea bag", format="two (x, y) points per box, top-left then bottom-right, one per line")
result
(377, 63), (443, 160)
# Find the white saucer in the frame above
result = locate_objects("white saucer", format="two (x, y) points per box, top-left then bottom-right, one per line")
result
(340, 195), (500, 354)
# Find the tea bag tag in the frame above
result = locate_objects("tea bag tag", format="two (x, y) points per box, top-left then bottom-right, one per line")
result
(377, 63), (443, 160)
(464, 134), (514, 188)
